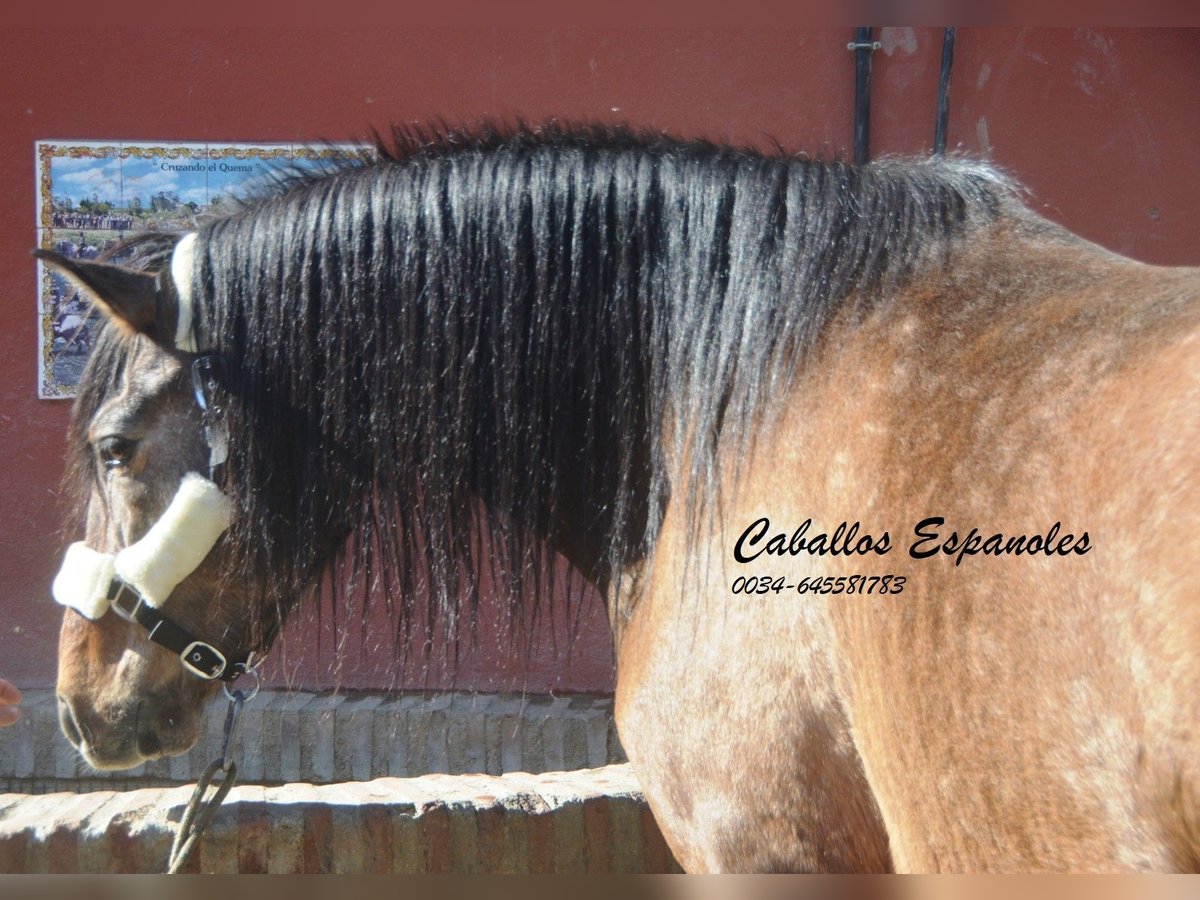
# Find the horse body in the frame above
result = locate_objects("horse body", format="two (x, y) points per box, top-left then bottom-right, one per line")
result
(40, 124), (1200, 871)
(619, 220), (1200, 871)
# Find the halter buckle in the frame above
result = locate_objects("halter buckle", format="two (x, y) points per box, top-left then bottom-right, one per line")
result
(180, 641), (228, 680)
(190, 355), (228, 481)
(190, 355), (224, 413)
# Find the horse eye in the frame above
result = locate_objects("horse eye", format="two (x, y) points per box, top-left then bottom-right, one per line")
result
(97, 435), (137, 470)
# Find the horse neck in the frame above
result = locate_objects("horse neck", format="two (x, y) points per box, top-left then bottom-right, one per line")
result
(201, 141), (1010, 606)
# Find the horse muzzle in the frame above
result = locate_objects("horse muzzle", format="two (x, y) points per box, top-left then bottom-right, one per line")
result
(57, 690), (201, 770)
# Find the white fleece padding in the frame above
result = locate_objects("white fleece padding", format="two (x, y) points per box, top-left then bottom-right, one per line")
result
(171, 232), (198, 352)
(52, 542), (116, 620)
(114, 472), (233, 606)
(52, 473), (232, 620)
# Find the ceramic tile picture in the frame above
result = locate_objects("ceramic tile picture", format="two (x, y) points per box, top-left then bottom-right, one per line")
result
(35, 141), (365, 398)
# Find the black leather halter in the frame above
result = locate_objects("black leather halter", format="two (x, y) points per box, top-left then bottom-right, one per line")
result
(108, 577), (248, 681)
(100, 355), (253, 683)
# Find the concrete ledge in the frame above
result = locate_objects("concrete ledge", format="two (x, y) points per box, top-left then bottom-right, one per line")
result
(0, 691), (625, 793)
(0, 764), (679, 873)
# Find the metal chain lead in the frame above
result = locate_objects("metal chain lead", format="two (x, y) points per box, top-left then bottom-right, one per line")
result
(165, 687), (247, 874)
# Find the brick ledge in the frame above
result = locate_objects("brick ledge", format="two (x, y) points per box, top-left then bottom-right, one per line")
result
(0, 764), (679, 873)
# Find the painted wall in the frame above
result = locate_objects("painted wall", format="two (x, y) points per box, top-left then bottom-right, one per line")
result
(0, 28), (1196, 691)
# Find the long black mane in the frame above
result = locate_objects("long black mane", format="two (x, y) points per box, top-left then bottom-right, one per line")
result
(77, 122), (1018, 644)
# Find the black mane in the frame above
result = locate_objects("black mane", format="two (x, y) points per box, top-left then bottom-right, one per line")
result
(79, 122), (1018, 644)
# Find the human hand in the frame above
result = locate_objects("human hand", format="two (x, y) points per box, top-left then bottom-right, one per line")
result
(0, 678), (22, 726)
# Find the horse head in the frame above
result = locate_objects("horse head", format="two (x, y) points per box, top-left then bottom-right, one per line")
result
(38, 239), (271, 770)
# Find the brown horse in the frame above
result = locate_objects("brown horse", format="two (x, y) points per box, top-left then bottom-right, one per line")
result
(39, 124), (1200, 872)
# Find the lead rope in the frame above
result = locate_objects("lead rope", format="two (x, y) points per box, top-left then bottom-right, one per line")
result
(166, 668), (260, 874)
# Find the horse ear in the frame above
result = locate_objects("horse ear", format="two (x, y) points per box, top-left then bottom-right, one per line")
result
(34, 249), (175, 343)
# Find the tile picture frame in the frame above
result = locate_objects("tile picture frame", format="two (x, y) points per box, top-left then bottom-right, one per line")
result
(35, 140), (367, 398)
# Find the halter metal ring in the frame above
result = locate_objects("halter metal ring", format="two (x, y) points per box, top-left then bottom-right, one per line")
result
(222, 655), (262, 702)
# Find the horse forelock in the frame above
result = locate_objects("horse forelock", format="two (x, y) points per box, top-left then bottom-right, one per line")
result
(178, 121), (1016, 641)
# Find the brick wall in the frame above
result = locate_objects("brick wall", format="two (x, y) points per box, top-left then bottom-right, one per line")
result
(0, 690), (669, 873)
(0, 691), (624, 794)
(0, 764), (679, 874)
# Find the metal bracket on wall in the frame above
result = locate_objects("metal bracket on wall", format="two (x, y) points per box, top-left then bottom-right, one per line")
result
(933, 27), (957, 155)
(849, 28), (958, 162)
(850, 27), (878, 165)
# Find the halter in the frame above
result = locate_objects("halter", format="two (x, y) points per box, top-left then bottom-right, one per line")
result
(51, 354), (256, 683)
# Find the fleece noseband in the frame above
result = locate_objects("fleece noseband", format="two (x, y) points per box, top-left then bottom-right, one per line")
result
(52, 472), (250, 681)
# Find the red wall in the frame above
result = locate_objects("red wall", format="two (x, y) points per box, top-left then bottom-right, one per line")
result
(1, 28), (1196, 690)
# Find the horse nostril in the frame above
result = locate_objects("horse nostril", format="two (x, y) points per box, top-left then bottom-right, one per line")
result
(137, 728), (163, 758)
(57, 695), (84, 748)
